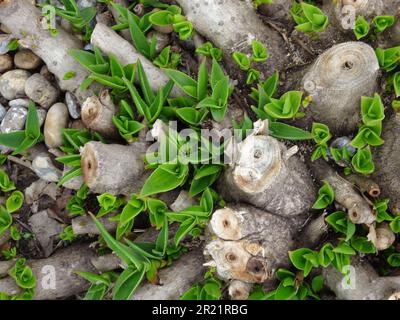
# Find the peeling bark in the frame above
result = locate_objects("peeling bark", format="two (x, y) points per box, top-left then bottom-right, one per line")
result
(311, 159), (376, 225)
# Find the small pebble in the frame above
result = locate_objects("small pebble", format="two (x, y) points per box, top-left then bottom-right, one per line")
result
(328, 136), (357, 167)
(84, 43), (94, 51)
(24, 73), (58, 109)
(0, 34), (13, 55)
(40, 65), (55, 83)
(14, 49), (42, 70)
(8, 98), (29, 108)
(0, 54), (13, 73)
(0, 106), (27, 133)
(44, 103), (69, 148)
(37, 108), (47, 127)
(0, 69), (30, 100)
(65, 92), (80, 119)
(32, 153), (62, 182)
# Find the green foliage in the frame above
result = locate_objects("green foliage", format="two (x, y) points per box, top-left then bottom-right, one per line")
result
(372, 15), (396, 34)
(0, 205), (12, 236)
(9, 258), (36, 290)
(390, 216), (400, 233)
(376, 46), (400, 72)
(290, 1), (329, 33)
(354, 16), (370, 40)
(253, 0), (273, 8)
(149, 5), (193, 40)
(63, 71), (76, 80)
(0, 101), (42, 155)
(180, 268), (222, 300)
(6, 39), (19, 51)
(252, 269), (322, 300)
(47, 0), (96, 40)
(0, 170), (16, 193)
(195, 42), (223, 61)
(325, 211), (355, 241)
(6, 191), (24, 214)
(97, 193), (125, 218)
(387, 253), (400, 267)
(153, 46), (181, 69)
(232, 40), (268, 85)
(393, 72), (400, 98)
(312, 181), (334, 209)
(10, 226), (21, 241)
(350, 236), (376, 254)
(75, 271), (116, 300)
(289, 248), (319, 277)
(351, 147), (375, 175)
(360, 94), (385, 126)
(56, 128), (102, 186)
(59, 225), (75, 243)
(264, 91), (304, 119)
(2, 247), (17, 260)
(141, 163), (189, 197)
(311, 123), (331, 161)
(110, 3), (156, 60)
(66, 184), (89, 217)
(374, 199), (394, 223)
(164, 59), (231, 122)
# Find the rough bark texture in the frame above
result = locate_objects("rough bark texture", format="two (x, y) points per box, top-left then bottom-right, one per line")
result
(91, 23), (181, 96)
(372, 113), (400, 214)
(206, 204), (296, 283)
(174, 0), (290, 77)
(81, 90), (118, 138)
(80, 141), (148, 195)
(312, 159), (376, 225)
(0, 0), (93, 103)
(228, 280), (253, 300)
(324, 257), (400, 300)
(301, 42), (379, 134)
(132, 247), (204, 300)
(218, 132), (316, 221)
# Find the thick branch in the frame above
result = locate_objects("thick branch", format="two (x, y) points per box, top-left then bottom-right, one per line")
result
(311, 159), (376, 225)
(91, 23), (181, 97)
(174, 0), (289, 76)
(80, 141), (148, 195)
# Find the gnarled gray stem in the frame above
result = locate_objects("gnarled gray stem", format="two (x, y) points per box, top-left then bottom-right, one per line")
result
(311, 159), (376, 225)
